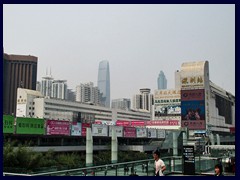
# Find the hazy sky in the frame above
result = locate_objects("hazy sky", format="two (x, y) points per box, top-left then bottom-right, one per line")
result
(3, 4), (235, 100)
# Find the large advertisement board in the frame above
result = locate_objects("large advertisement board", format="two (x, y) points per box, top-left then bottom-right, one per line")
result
(92, 124), (108, 137)
(16, 117), (45, 135)
(147, 128), (157, 138)
(157, 129), (166, 139)
(71, 122), (82, 136)
(46, 120), (70, 135)
(154, 89), (181, 118)
(181, 89), (205, 130)
(123, 127), (136, 138)
(3, 115), (15, 134)
(81, 123), (91, 136)
(136, 128), (147, 138)
(109, 126), (123, 137)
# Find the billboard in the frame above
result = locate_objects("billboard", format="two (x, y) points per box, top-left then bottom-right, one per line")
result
(181, 89), (205, 101)
(181, 100), (205, 130)
(3, 115), (15, 134)
(16, 117), (45, 135)
(147, 128), (157, 138)
(109, 126), (123, 137)
(136, 128), (147, 138)
(92, 124), (108, 137)
(157, 129), (166, 139)
(123, 127), (136, 138)
(81, 123), (91, 136)
(155, 104), (181, 117)
(71, 122), (82, 136)
(46, 120), (70, 135)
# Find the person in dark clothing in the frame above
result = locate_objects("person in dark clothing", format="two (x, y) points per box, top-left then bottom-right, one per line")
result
(214, 164), (224, 176)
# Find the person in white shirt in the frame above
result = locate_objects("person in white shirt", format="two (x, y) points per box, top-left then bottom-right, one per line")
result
(153, 149), (166, 176)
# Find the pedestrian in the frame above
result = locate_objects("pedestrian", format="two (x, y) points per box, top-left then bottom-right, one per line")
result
(214, 164), (224, 176)
(153, 149), (166, 176)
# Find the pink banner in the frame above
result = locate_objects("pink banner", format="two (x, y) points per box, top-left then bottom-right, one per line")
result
(81, 123), (91, 136)
(181, 120), (205, 130)
(181, 89), (205, 101)
(116, 120), (131, 127)
(46, 120), (70, 135)
(131, 121), (146, 126)
(123, 127), (136, 137)
(146, 120), (179, 126)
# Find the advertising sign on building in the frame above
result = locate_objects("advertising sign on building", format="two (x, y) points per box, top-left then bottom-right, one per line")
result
(116, 120), (131, 127)
(17, 117), (45, 135)
(147, 128), (157, 138)
(46, 120), (70, 135)
(123, 127), (136, 138)
(81, 123), (91, 136)
(181, 75), (204, 89)
(157, 129), (166, 139)
(181, 89), (205, 130)
(136, 128), (147, 138)
(92, 124), (108, 137)
(109, 126), (123, 137)
(146, 120), (180, 126)
(131, 121), (146, 127)
(71, 122), (82, 136)
(154, 89), (181, 119)
(3, 115), (15, 134)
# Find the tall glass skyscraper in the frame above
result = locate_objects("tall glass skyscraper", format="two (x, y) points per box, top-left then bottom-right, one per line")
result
(157, 70), (167, 89)
(97, 60), (110, 107)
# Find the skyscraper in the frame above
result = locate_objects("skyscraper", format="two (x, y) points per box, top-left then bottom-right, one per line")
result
(76, 82), (100, 105)
(3, 52), (38, 115)
(97, 60), (110, 107)
(132, 88), (153, 112)
(157, 70), (167, 89)
(41, 72), (53, 97)
(51, 80), (67, 100)
(111, 98), (131, 110)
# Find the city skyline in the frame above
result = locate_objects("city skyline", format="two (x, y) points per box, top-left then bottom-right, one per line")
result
(3, 4), (235, 99)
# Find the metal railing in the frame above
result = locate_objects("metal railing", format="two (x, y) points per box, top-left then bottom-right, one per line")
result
(3, 156), (234, 176)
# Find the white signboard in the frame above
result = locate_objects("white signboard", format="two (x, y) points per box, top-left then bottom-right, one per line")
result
(109, 126), (123, 137)
(92, 124), (108, 136)
(147, 128), (157, 138)
(71, 122), (82, 136)
(157, 129), (166, 139)
(136, 128), (147, 138)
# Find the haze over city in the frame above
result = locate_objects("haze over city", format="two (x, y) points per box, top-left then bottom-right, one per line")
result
(3, 4), (235, 100)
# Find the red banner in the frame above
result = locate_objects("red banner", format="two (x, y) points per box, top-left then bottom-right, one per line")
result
(146, 120), (179, 126)
(131, 121), (146, 126)
(181, 120), (205, 130)
(46, 120), (70, 135)
(81, 123), (91, 136)
(123, 127), (136, 137)
(181, 89), (205, 101)
(116, 120), (131, 127)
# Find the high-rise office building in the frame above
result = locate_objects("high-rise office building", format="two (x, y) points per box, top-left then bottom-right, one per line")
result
(51, 80), (67, 100)
(66, 89), (76, 102)
(3, 52), (38, 115)
(111, 98), (131, 110)
(132, 88), (154, 112)
(175, 70), (181, 89)
(97, 60), (110, 107)
(157, 70), (167, 89)
(41, 72), (53, 97)
(36, 81), (41, 92)
(76, 82), (100, 105)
